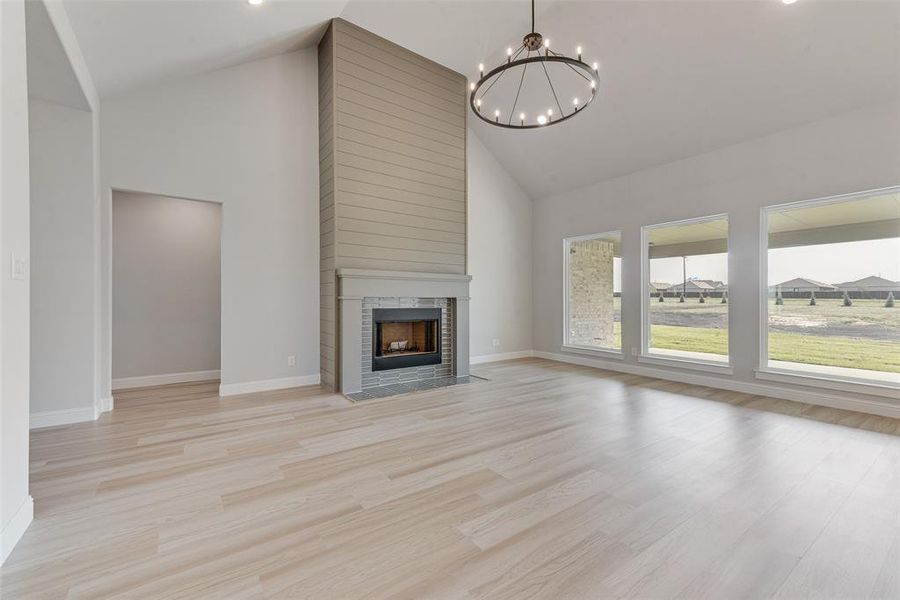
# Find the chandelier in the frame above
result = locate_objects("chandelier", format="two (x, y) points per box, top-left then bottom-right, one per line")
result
(470, 0), (598, 129)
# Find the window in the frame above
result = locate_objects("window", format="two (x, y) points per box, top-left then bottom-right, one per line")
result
(564, 231), (622, 353)
(642, 215), (729, 365)
(762, 188), (900, 385)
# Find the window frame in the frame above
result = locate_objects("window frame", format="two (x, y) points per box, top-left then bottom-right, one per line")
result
(757, 186), (900, 397)
(562, 231), (624, 357)
(640, 213), (733, 373)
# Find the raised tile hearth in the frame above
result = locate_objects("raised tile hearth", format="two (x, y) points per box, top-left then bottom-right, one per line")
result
(346, 375), (486, 402)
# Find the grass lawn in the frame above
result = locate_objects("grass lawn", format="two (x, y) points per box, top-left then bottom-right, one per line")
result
(767, 330), (900, 373)
(649, 324), (727, 355)
(645, 324), (900, 373)
(608, 298), (899, 373)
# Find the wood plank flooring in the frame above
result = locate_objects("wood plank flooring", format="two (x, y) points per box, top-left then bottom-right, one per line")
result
(2, 358), (898, 599)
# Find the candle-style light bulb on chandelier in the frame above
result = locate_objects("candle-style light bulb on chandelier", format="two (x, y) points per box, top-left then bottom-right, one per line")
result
(470, 0), (598, 129)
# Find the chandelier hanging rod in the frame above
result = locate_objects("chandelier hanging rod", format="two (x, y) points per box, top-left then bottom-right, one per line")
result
(468, 0), (599, 129)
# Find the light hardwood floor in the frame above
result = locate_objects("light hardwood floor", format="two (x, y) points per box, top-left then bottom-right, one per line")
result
(2, 358), (899, 599)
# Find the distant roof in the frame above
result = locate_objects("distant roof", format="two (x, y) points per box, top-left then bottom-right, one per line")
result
(649, 282), (671, 289)
(774, 277), (837, 289)
(833, 275), (900, 288)
(667, 280), (715, 290)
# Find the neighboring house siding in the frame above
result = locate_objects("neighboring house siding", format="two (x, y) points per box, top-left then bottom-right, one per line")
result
(834, 277), (900, 292)
(666, 281), (713, 292)
(772, 278), (837, 292)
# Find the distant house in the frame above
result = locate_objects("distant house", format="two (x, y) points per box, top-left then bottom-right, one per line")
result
(772, 278), (837, 293)
(833, 275), (900, 293)
(649, 282), (671, 294)
(695, 279), (726, 292)
(666, 280), (716, 294)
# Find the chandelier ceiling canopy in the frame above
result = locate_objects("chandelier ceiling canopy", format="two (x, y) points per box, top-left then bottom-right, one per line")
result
(470, 0), (598, 130)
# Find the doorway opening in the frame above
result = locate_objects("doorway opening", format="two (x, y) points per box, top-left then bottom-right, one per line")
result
(111, 191), (222, 390)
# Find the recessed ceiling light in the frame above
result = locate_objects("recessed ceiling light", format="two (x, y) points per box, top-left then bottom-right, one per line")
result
(248, 0), (263, 5)
(781, 0), (797, 4)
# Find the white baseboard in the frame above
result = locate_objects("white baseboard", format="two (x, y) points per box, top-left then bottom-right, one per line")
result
(112, 370), (220, 390)
(32, 394), (115, 430)
(30, 406), (97, 429)
(219, 374), (321, 397)
(470, 350), (535, 364)
(1, 495), (33, 566)
(95, 395), (114, 419)
(533, 350), (900, 419)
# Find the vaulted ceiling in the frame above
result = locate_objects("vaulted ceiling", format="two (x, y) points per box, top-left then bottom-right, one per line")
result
(62, 0), (900, 199)
(26, 0), (90, 109)
(62, 0), (346, 97)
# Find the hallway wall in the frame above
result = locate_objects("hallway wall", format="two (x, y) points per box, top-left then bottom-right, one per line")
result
(29, 99), (96, 420)
(112, 191), (221, 387)
(100, 50), (320, 395)
(0, 0), (33, 565)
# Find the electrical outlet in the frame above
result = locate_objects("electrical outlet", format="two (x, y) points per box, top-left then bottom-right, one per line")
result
(287, 355), (296, 367)
(492, 338), (501, 348)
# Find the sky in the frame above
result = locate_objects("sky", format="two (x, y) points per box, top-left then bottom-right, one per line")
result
(767, 238), (900, 286)
(649, 253), (728, 289)
(641, 238), (899, 289)
(610, 238), (899, 293)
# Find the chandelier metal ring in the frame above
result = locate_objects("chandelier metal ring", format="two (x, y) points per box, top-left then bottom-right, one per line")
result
(469, 55), (597, 130)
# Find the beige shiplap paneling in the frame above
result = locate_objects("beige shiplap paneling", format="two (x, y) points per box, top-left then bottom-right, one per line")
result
(318, 18), (467, 390)
(337, 216), (465, 244)
(332, 21), (466, 275)
(338, 168), (465, 205)
(318, 23), (336, 389)
(336, 103), (465, 154)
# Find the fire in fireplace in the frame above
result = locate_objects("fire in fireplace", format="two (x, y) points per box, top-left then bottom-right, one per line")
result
(372, 308), (441, 371)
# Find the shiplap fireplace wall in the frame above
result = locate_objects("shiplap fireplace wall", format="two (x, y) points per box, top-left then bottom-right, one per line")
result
(318, 19), (469, 392)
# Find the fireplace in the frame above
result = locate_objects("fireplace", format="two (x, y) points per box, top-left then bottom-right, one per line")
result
(335, 269), (471, 394)
(372, 308), (441, 371)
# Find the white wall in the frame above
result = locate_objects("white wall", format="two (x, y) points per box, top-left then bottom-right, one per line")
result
(467, 131), (534, 360)
(532, 102), (900, 413)
(100, 50), (320, 394)
(0, 0), (33, 565)
(112, 192), (221, 384)
(29, 99), (97, 421)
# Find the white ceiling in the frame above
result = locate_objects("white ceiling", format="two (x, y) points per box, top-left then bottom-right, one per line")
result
(63, 0), (347, 98)
(648, 217), (729, 246)
(26, 0), (90, 109)
(61, 0), (900, 198)
(462, 1), (900, 198)
(769, 191), (900, 233)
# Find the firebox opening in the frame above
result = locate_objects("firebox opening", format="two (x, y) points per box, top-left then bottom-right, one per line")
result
(372, 308), (442, 372)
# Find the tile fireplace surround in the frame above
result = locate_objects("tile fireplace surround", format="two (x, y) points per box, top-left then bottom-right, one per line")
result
(364, 299), (451, 387)
(336, 269), (472, 394)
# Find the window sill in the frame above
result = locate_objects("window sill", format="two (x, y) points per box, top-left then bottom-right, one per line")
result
(755, 366), (899, 400)
(561, 345), (624, 359)
(638, 352), (733, 375)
